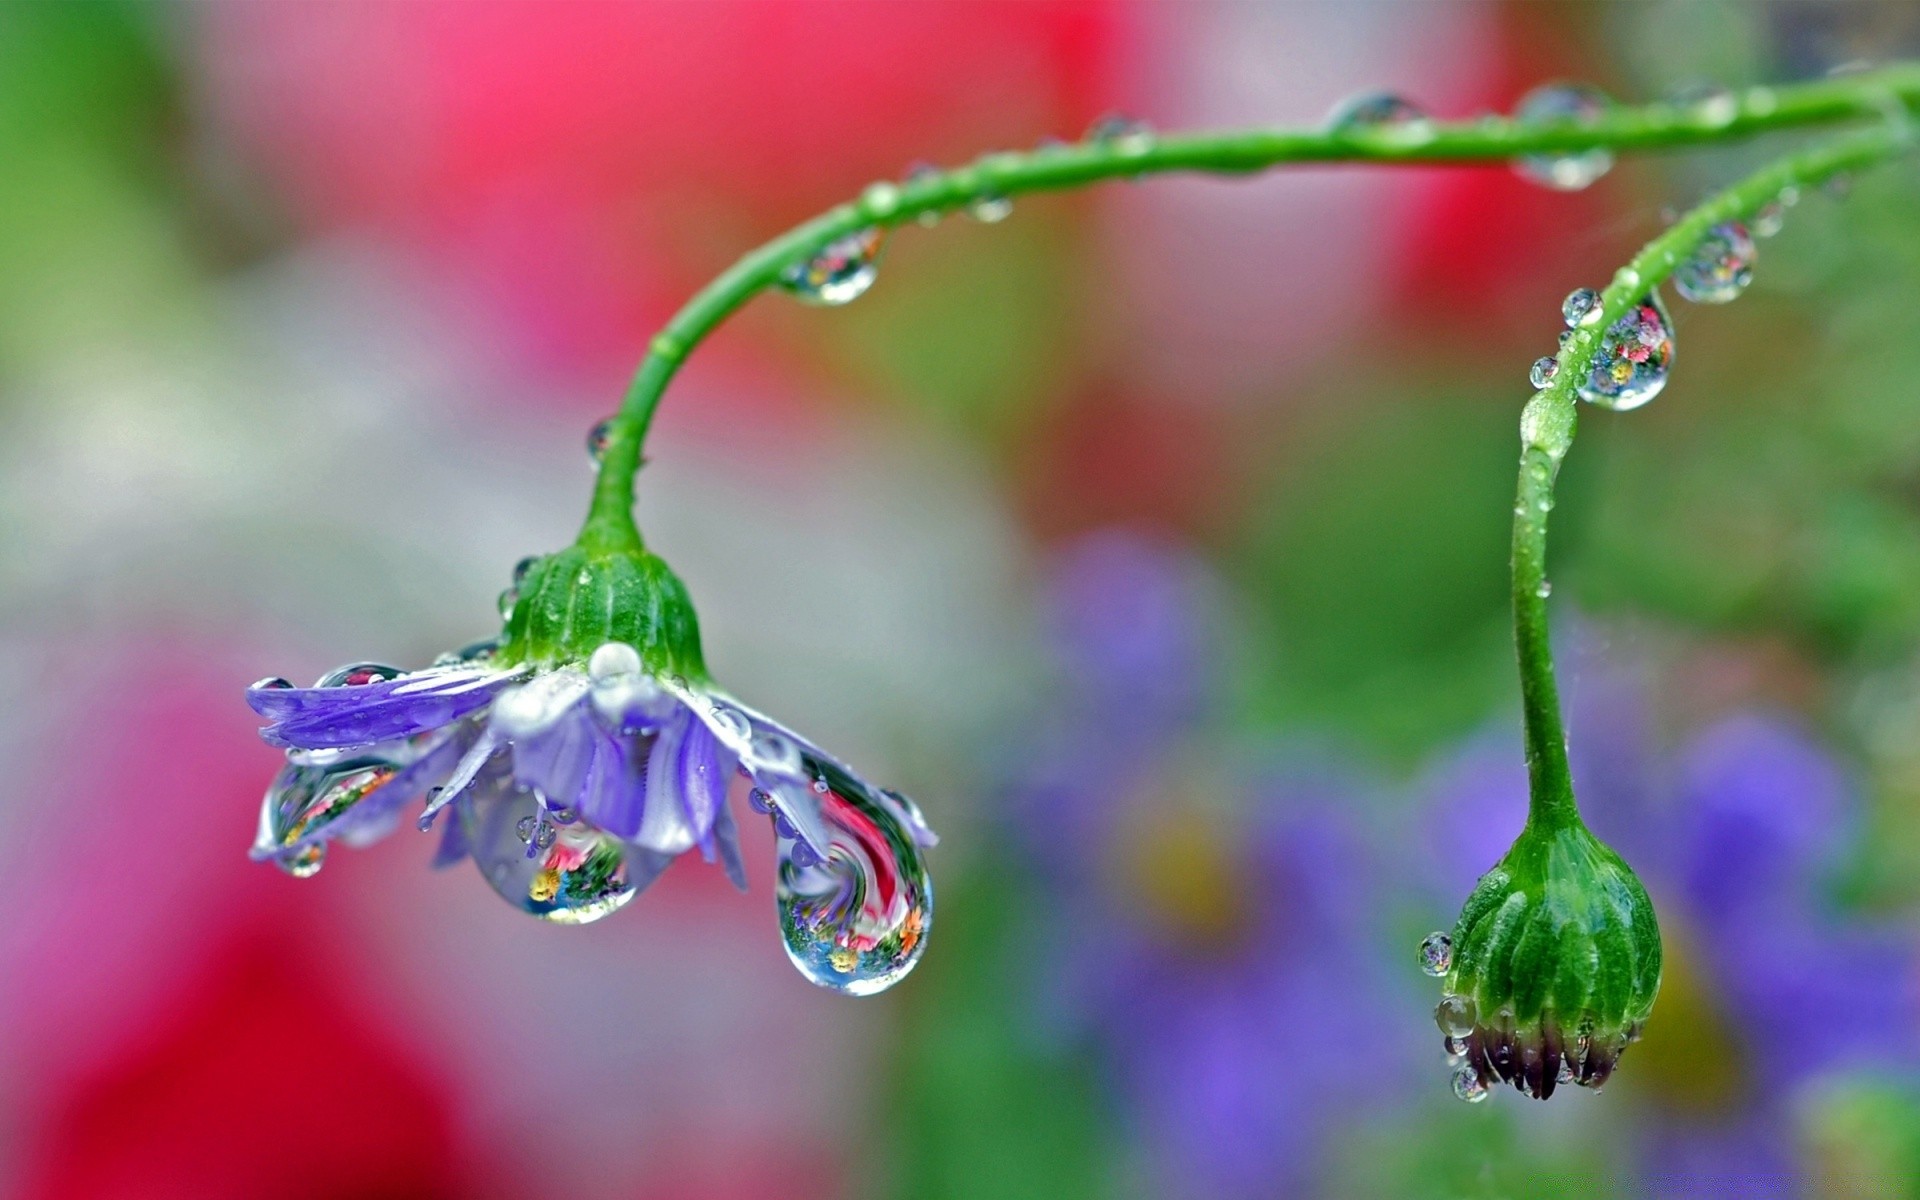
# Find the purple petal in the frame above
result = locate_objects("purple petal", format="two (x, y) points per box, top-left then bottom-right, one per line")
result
(637, 711), (699, 854)
(249, 666), (516, 750)
(678, 712), (730, 849)
(579, 727), (648, 839)
(420, 728), (500, 828)
(710, 797), (749, 892)
(509, 702), (600, 807)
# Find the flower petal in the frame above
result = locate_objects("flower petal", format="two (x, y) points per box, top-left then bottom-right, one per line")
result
(578, 726), (649, 839)
(252, 725), (473, 865)
(249, 666), (519, 750)
(637, 711), (700, 855)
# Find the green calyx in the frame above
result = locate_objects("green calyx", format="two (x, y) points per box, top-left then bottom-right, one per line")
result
(496, 544), (707, 679)
(1447, 819), (1662, 1041)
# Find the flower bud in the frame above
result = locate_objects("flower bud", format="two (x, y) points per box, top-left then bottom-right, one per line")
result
(500, 545), (706, 677)
(1427, 820), (1661, 1100)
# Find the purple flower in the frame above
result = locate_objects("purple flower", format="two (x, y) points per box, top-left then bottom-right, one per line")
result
(247, 638), (935, 993)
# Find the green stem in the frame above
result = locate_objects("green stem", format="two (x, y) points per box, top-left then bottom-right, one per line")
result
(1511, 119), (1912, 832)
(577, 64), (1920, 548)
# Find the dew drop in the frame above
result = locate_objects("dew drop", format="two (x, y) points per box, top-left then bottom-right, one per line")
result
(969, 193), (1013, 224)
(252, 676), (293, 691)
(1536, 580), (1553, 598)
(1451, 1064), (1491, 1103)
(1325, 91), (1434, 142)
(497, 588), (518, 619)
(1444, 1035), (1469, 1059)
(776, 764), (933, 996)
(1558, 329), (1574, 347)
(467, 788), (639, 924)
(280, 843), (326, 879)
(1670, 81), (1738, 128)
(861, 180), (901, 218)
(904, 162), (942, 228)
(1419, 931), (1454, 976)
(1085, 112), (1155, 154)
(512, 556), (540, 586)
(748, 786), (777, 814)
(1752, 201), (1786, 238)
(588, 641), (643, 685)
(1561, 287), (1603, 328)
(1434, 994), (1476, 1038)
(587, 419), (613, 463)
(433, 637), (501, 668)
(1577, 289), (1674, 411)
(1673, 222), (1755, 304)
(780, 227), (884, 306)
(316, 662), (403, 688)
(1513, 82), (1615, 190)
(1529, 357), (1559, 388)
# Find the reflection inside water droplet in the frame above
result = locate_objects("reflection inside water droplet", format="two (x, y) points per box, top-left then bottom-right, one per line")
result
(316, 662), (403, 688)
(1673, 222), (1755, 304)
(1577, 289), (1674, 411)
(1451, 1063), (1491, 1103)
(587, 419), (613, 464)
(775, 761), (933, 996)
(465, 786), (640, 924)
(1530, 357), (1559, 388)
(1418, 931), (1453, 976)
(781, 228), (884, 306)
(1325, 91), (1433, 142)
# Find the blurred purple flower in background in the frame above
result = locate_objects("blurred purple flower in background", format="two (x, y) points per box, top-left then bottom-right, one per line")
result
(1421, 630), (1920, 1192)
(1005, 530), (1419, 1198)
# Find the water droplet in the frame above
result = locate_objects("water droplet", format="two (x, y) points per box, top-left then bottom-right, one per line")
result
(969, 193), (1013, 223)
(1434, 994), (1476, 1038)
(316, 662), (403, 688)
(1419, 931), (1453, 976)
(1444, 1035), (1469, 1059)
(707, 703), (751, 744)
(1670, 81), (1738, 128)
(497, 588), (518, 619)
(588, 641), (643, 685)
(748, 787), (776, 814)
(587, 419), (612, 463)
(433, 637), (501, 667)
(861, 180), (901, 218)
(1529, 357), (1559, 388)
(811, 777), (830, 795)
(1451, 1064), (1491, 1103)
(1326, 91), (1434, 142)
(1558, 329), (1574, 347)
(467, 788), (640, 924)
(280, 843), (326, 879)
(1752, 201), (1786, 238)
(1561, 287), (1603, 328)
(1779, 183), (1802, 208)
(252, 676), (293, 691)
(780, 227), (884, 306)
(512, 556), (540, 586)
(1085, 112), (1154, 154)
(1536, 580), (1553, 598)
(904, 162), (942, 228)
(1513, 83), (1615, 190)
(776, 763), (933, 996)
(1577, 289), (1675, 411)
(1673, 221), (1755, 304)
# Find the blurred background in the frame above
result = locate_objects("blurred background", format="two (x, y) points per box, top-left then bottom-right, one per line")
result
(5, 1), (1920, 1197)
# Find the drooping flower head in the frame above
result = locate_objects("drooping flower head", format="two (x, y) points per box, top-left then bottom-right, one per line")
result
(247, 540), (936, 995)
(1428, 816), (1662, 1101)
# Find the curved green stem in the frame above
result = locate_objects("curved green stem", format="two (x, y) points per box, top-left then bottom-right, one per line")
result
(1511, 119), (1913, 832)
(577, 64), (1920, 549)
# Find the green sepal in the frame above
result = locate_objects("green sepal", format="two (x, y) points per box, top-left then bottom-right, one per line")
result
(496, 544), (708, 679)
(1446, 820), (1661, 1037)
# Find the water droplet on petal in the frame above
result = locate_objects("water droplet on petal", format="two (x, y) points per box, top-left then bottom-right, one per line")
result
(776, 764), (933, 996)
(968, 193), (1013, 223)
(468, 788), (639, 924)
(1674, 222), (1755, 303)
(1577, 289), (1674, 411)
(1752, 201), (1786, 238)
(781, 227), (884, 305)
(1451, 1064), (1491, 1103)
(1085, 112), (1155, 154)
(1435, 994), (1476, 1038)
(1514, 82), (1615, 190)
(587, 419), (613, 464)
(280, 843), (326, 878)
(252, 676), (293, 691)
(1670, 81), (1738, 128)
(316, 662), (403, 688)
(1530, 357), (1559, 388)
(1419, 931), (1454, 976)
(1326, 91), (1434, 142)
(748, 787), (777, 814)
(1562, 287), (1603, 328)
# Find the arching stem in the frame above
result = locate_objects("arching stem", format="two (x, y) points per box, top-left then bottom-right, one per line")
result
(1511, 121), (1912, 833)
(577, 65), (1920, 547)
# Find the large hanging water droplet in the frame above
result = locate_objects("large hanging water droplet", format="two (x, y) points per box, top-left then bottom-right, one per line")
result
(1561, 287), (1603, 328)
(780, 228), (884, 306)
(315, 662), (403, 688)
(775, 761), (932, 996)
(1577, 289), (1675, 411)
(1673, 222), (1755, 304)
(465, 788), (639, 924)
(1419, 931), (1454, 976)
(1513, 83), (1615, 191)
(1085, 112), (1154, 154)
(587, 418), (612, 463)
(1529, 357), (1559, 388)
(1325, 91), (1433, 142)
(1451, 1063), (1491, 1103)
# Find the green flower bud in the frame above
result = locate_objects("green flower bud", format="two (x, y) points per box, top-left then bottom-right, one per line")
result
(1424, 819), (1661, 1101)
(496, 544), (707, 679)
